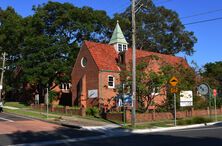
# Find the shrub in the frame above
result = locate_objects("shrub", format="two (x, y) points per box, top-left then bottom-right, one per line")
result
(193, 96), (208, 109)
(48, 91), (59, 104)
(86, 107), (99, 117)
(178, 117), (212, 125)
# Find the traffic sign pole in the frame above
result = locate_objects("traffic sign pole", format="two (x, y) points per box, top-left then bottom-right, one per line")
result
(214, 95), (217, 121)
(169, 77), (178, 127)
(213, 89), (217, 121)
(174, 93), (177, 126)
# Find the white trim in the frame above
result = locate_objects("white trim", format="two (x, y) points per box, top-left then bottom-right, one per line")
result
(115, 43), (128, 53)
(81, 57), (87, 68)
(108, 75), (115, 88)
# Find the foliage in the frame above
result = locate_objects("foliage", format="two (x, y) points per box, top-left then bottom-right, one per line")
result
(115, 0), (197, 55)
(0, 1), (198, 104)
(0, 2), (112, 102)
(120, 54), (198, 113)
(120, 56), (172, 112)
(177, 117), (212, 125)
(193, 96), (208, 109)
(86, 107), (99, 117)
(48, 90), (59, 104)
(201, 61), (222, 95)
(4, 102), (28, 108)
(0, 7), (25, 98)
(159, 63), (197, 111)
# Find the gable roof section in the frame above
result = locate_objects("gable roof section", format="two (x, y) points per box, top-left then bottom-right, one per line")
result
(84, 41), (120, 72)
(126, 48), (189, 68)
(83, 41), (189, 72)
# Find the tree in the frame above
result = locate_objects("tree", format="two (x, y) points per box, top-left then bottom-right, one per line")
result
(0, 7), (25, 100)
(201, 61), (222, 90)
(120, 55), (166, 112)
(114, 0), (197, 56)
(14, 2), (113, 103)
(120, 55), (197, 113)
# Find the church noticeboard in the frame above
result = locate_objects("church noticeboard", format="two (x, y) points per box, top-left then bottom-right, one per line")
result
(88, 89), (98, 98)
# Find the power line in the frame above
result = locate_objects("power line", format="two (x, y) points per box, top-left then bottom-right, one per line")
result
(155, 0), (173, 5)
(181, 8), (222, 19)
(110, 1), (130, 15)
(184, 16), (222, 25)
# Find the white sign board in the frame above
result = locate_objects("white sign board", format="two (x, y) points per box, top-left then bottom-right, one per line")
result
(88, 89), (98, 98)
(180, 91), (193, 107)
(0, 85), (2, 90)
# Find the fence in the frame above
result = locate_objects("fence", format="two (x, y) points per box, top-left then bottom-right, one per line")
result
(104, 107), (222, 123)
(30, 104), (85, 116)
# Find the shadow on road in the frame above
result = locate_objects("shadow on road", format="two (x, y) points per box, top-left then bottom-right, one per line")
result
(71, 133), (222, 146)
(1, 126), (222, 146)
(0, 127), (102, 146)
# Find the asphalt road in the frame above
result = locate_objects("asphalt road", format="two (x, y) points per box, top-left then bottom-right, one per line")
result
(1, 112), (222, 146)
(71, 125), (222, 146)
(0, 112), (102, 146)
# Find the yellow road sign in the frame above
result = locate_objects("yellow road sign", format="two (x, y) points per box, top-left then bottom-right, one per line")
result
(169, 77), (178, 87)
(170, 87), (178, 93)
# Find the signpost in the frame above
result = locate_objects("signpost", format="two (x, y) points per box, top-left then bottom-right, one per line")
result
(213, 89), (217, 121)
(197, 83), (217, 121)
(169, 76), (178, 126)
(180, 91), (193, 107)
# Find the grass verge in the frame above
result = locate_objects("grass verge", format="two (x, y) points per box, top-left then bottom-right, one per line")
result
(4, 102), (28, 108)
(123, 120), (174, 129)
(177, 116), (212, 125)
(4, 108), (60, 120)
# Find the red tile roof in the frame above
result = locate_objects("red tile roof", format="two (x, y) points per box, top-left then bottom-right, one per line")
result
(84, 41), (120, 71)
(126, 48), (189, 68)
(84, 41), (189, 72)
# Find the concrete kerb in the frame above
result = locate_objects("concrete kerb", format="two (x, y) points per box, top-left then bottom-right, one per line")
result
(3, 106), (19, 110)
(131, 121), (221, 134)
(80, 121), (221, 135)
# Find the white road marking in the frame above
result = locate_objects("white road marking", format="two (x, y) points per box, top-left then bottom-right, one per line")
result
(0, 116), (14, 122)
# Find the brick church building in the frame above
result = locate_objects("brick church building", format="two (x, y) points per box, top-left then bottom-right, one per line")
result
(71, 22), (188, 110)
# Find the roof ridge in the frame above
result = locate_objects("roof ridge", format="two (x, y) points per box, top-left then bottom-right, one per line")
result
(128, 47), (184, 60)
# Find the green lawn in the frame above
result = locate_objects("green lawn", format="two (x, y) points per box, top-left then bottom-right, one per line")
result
(4, 108), (59, 120)
(4, 102), (28, 108)
(3, 102), (220, 129)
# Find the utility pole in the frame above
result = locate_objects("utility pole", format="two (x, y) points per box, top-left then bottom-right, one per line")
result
(131, 0), (136, 126)
(0, 52), (6, 101)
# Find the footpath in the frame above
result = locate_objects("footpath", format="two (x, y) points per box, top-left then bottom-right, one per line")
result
(3, 105), (221, 135)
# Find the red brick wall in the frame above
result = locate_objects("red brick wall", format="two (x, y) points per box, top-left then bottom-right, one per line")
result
(71, 44), (99, 108)
(99, 71), (120, 110)
(107, 107), (222, 123)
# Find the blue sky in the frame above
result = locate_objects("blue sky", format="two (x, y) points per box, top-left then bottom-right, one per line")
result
(0, 0), (222, 68)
